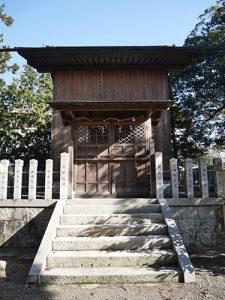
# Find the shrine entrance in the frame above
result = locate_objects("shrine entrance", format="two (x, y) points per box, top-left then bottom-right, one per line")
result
(73, 121), (150, 197)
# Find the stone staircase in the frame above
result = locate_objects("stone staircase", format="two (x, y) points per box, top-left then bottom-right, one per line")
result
(41, 198), (183, 284)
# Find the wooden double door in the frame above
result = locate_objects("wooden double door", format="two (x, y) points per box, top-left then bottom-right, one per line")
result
(74, 121), (150, 197)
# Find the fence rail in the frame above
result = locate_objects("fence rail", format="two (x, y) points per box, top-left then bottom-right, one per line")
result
(0, 152), (224, 200)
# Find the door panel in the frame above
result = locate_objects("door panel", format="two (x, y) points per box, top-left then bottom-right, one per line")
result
(74, 121), (150, 196)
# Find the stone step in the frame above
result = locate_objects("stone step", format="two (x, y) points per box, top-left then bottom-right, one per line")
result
(41, 266), (182, 284)
(52, 235), (172, 251)
(60, 213), (164, 225)
(63, 204), (161, 214)
(56, 223), (168, 237)
(46, 249), (177, 269)
(67, 198), (158, 205)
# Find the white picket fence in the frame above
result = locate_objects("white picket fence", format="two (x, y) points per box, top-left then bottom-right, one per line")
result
(0, 153), (69, 201)
(0, 152), (224, 200)
(155, 152), (223, 199)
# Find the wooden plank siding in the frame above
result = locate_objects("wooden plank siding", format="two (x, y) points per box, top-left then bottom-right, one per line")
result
(53, 69), (169, 101)
(51, 69), (171, 171)
(51, 110), (72, 171)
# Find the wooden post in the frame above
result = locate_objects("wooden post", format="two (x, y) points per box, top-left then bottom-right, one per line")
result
(68, 143), (74, 200)
(0, 160), (9, 200)
(199, 158), (209, 198)
(185, 158), (194, 199)
(45, 159), (53, 200)
(213, 158), (223, 196)
(13, 159), (24, 200)
(155, 152), (164, 199)
(60, 152), (69, 200)
(170, 158), (179, 199)
(28, 159), (38, 200)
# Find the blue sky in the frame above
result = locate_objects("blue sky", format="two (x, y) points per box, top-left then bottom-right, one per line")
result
(2, 0), (216, 70)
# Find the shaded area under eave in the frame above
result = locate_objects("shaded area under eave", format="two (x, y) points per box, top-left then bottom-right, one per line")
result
(51, 100), (172, 126)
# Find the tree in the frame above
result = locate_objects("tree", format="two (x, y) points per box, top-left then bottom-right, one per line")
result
(170, 0), (225, 160)
(0, 4), (52, 163)
(0, 65), (53, 163)
(0, 4), (18, 78)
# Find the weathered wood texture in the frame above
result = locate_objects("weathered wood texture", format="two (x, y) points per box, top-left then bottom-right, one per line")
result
(73, 121), (150, 197)
(53, 69), (169, 101)
(51, 69), (171, 170)
(51, 110), (72, 170)
(153, 110), (172, 171)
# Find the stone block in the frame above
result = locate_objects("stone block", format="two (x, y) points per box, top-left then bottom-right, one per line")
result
(199, 219), (216, 232)
(0, 207), (53, 248)
(197, 206), (216, 219)
(179, 219), (195, 234)
(0, 260), (6, 278)
(170, 207), (183, 219)
(0, 208), (29, 221)
(197, 233), (216, 246)
(181, 207), (199, 219)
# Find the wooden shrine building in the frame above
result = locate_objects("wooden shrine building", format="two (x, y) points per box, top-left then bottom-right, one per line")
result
(17, 46), (199, 197)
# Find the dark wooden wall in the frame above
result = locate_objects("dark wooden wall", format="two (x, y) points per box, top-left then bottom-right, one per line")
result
(53, 69), (169, 101)
(51, 110), (72, 170)
(51, 69), (171, 170)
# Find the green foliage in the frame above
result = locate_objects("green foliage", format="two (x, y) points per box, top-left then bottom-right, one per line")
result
(0, 4), (52, 163)
(0, 4), (18, 77)
(0, 4), (13, 26)
(0, 66), (53, 163)
(170, 0), (225, 160)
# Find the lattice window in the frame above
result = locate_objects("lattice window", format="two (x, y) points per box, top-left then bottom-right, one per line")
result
(78, 125), (109, 144)
(114, 124), (145, 144)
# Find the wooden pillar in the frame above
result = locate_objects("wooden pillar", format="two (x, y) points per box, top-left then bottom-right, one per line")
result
(146, 118), (155, 197)
(154, 110), (172, 173)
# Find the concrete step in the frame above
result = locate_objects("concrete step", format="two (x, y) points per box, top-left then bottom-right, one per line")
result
(46, 249), (177, 269)
(67, 198), (158, 205)
(60, 213), (164, 225)
(52, 235), (172, 251)
(41, 266), (182, 284)
(56, 223), (168, 237)
(63, 204), (161, 214)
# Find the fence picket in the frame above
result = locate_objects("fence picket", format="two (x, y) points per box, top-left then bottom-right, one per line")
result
(155, 152), (164, 199)
(213, 158), (223, 196)
(13, 159), (24, 200)
(170, 158), (179, 199)
(60, 153), (69, 200)
(185, 158), (194, 199)
(199, 158), (209, 198)
(0, 160), (9, 200)
(45, 159), (53, 200)
(28, 159), (38, 200)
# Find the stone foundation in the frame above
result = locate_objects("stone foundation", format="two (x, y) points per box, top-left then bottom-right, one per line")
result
(0, 199), (224, 248)
(169, 200), (225, 248)
(0, 203), (55, 248)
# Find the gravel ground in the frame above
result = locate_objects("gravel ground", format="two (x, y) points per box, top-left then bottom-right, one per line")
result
(0, 247), (224, 300)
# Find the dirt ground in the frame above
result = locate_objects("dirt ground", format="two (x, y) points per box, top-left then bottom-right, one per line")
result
(0, 247), (224, 300)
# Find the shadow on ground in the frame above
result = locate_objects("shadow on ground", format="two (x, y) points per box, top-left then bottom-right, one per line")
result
(0, 248), (53, 300)
(190, 247), (225, 276)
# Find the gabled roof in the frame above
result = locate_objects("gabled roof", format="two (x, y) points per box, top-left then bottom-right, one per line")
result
(10, 46), (203, 72)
